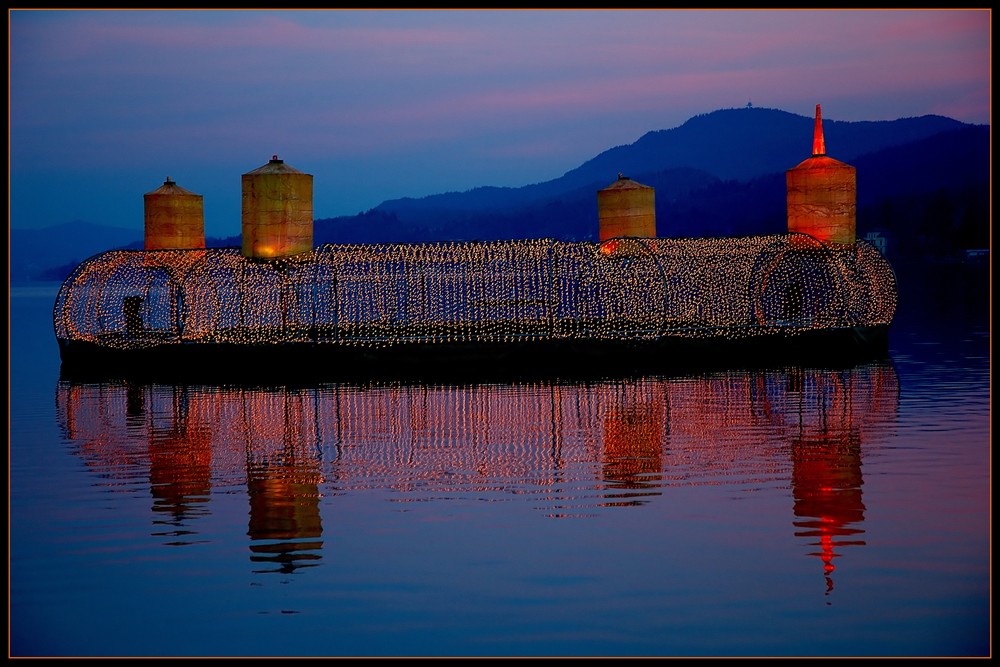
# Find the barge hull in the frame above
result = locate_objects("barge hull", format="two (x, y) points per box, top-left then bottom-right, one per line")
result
(57, 325), (890, 383)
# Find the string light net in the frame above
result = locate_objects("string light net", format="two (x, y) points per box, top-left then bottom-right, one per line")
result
(53, 234), (896, 351)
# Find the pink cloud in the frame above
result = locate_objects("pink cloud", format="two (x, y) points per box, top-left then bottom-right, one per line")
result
(11, 10), (990, 174)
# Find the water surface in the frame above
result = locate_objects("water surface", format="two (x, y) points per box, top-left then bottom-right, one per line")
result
(9, 277), (990, 657)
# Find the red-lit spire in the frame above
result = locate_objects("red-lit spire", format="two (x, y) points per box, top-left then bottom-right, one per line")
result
(812, 104), (826, 156)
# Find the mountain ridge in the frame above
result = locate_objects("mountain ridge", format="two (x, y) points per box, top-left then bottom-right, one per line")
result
(369, 107), (971, 217)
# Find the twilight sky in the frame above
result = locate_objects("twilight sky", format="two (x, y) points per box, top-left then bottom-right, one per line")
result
(9, 8), (991, 238)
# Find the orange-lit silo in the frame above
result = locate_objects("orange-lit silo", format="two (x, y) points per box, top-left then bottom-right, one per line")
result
(786, 105), (857, 245)
(597, 174), (656, 241)
(241, 155), (313, 260)
(143, 177), (205, 250)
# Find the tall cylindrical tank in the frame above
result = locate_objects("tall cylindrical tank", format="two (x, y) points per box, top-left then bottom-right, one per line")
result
(786, 105), (856, 245)
(242, 155), (313, 260)
(143, 177), (205, 250)
(597, 174), (656, 241)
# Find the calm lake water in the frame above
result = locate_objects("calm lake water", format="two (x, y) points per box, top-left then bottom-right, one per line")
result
(9, 264), (990, 658)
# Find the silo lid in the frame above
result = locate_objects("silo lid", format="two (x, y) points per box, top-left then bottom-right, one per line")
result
(600, 173), (652, 191)
(145, 177), (201, 196)
(244, 154), (307, 176)
(788, 154), (853, 172)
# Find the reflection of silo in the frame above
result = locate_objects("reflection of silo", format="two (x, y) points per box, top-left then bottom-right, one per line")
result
(602, 394), (665, 494)
(143, 177), (205, 250)
(786, 105), (857, 245)
(241, 155), (313, 260)
(597, 174), (656, 241)
(247, 473), (324, 574)
(149, 428), (213, 526)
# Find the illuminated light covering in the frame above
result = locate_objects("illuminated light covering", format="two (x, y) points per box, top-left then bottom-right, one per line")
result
(53, 234), (896, 354)
(242, 155), (313, 260)
(598, 174), (656, 241)
(143, 177), (205, 250)
(787, 104), (857, 245)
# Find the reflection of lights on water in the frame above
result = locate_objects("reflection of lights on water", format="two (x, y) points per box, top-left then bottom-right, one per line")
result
(54, 234), (896, 351)
(57, 364), (896, 515)
(55, 364), (898, 587)
(785, 365), (881, 599)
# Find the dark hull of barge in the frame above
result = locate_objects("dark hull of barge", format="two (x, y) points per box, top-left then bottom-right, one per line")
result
(57, 324), (890, 383)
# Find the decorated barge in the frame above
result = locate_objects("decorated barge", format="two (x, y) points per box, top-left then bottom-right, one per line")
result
(54, 105), (896, 380)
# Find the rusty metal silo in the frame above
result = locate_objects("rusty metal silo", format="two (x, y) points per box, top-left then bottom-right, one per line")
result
(786, 105), (857, 245)
(241, 155), (313, 260)
(143, 177), (205, 250)
(597, 174), (656, 241)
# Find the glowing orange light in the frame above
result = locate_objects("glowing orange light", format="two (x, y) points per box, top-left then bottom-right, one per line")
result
(786, 104), (856, 245)
(597, 174), (656, 242)
(812, 104), (826, 156)
(144, 177), (205, 251)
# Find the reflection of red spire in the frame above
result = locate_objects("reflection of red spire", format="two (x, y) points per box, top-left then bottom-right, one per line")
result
(813, 104), (826, 156)
(792, 428), (867, 597)
(785, 365), (899, 598)
(820, 532), (836, 594)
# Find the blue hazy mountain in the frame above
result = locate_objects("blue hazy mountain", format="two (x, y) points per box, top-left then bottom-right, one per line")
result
(313, 107), (987, 251)
(10, 221), (143, 284)
(355, 106), (968, 221)
(11, 106), (988, 282)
